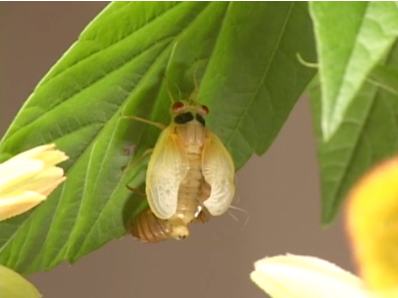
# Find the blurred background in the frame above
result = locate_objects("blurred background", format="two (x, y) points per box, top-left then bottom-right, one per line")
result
(1, 3), (352, 298)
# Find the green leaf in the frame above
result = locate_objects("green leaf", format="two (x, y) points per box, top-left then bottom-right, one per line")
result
(0, 2), (315, 273)
(0, 265), (41, 298)
(310, 42), (398, 223)
(368, 64), (398, 96)
(310, 2), (398, 141)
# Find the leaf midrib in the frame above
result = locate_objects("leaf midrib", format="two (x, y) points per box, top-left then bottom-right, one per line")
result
(329, 3), (369, 123)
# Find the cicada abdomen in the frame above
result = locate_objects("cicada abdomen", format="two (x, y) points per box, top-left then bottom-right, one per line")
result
(131, 205), (211, 243)
(130, 208), (172, 243)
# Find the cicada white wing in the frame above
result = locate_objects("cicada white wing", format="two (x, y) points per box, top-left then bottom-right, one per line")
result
(146, 126), (189, 219)
(201, 132), (235, 216)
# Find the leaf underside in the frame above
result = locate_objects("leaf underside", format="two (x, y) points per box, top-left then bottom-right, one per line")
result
(310, 41), (398, 224)
(0, 2), (315, 273)
(310, 2), (398, 141)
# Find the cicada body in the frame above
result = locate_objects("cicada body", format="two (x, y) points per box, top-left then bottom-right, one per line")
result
(130, 101), (235, 242)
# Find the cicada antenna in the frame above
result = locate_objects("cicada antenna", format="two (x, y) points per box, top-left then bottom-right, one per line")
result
(165, 79), (178, 104)
(164, 41), (181, 105)
(228, 210), (240, 223)
(166, 41), (179, 74)
(188, 62), (201, 104)
(234, 192), (242, 204)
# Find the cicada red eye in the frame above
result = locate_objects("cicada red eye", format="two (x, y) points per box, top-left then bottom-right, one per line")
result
(172, 101), (185, 112)
(201, 105), (209, 115)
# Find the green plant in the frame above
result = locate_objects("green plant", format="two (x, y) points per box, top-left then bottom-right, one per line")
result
(1, 2), (397, 275)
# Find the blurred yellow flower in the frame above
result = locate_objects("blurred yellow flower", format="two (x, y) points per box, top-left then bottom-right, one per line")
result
(0, 265), (41, 298)
(347, 157), (398, 293)
(251, 156), (398, 298)
(0, 144), (68, 221)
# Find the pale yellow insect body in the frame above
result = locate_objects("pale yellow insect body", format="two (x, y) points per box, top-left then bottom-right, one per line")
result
(131, 101), (235, 242)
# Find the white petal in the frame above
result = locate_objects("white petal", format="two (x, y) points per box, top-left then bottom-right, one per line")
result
(0, 191), (46, 221)
(10, 144), (56, 160)
(9, 167), (65, 195)
(36, 176), (66, 196)
(251, 254), (370, 298)
(0, 144), (68, 197)
(0, 144), (68, 221)
(0, 159), (44, 194)
(0, 144), (68, 171)
(34, 149), (68, 167)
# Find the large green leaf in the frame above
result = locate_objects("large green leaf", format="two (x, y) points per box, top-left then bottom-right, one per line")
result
(310, 2), (398, 141)
(311, 42), (398, 223)
(0, 2), (315, 273)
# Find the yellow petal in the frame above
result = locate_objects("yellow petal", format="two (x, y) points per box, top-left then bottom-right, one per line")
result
(34, 148), (68, 167)
(0, 265), (41, 298)
(0, 144), (68, 221)
(37, 176), (66, 196)
(11, 144), (56, 161)
(347, 157), (398, 292)
(0, 159), (45, 194)
(251, 254), (369, 298)
(9, 167), (65, 195)
(0, 192), (46, 221)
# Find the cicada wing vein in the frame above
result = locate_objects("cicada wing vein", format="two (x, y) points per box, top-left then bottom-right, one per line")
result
(201, 132), (235, 216)
(146, 126), (188, 219)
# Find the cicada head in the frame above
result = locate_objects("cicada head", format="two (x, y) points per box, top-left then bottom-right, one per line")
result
(171, 101), (209, 127)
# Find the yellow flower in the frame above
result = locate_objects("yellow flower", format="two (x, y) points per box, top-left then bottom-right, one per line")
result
(0, 144), (68, 221)
(251, 156), (398, 298)
(347, 157), (398, 293)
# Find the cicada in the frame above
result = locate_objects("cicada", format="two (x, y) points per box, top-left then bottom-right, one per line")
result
(130, 100), (235, 242)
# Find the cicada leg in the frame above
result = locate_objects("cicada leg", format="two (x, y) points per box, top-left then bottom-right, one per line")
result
(121, 114), (165, 173)
(125, 185), (146, 197)
(195, 206), (211, 224)
(194, 181), (212, 223)
(123, 147), (153, 178)
(122, 115), (166, 130)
